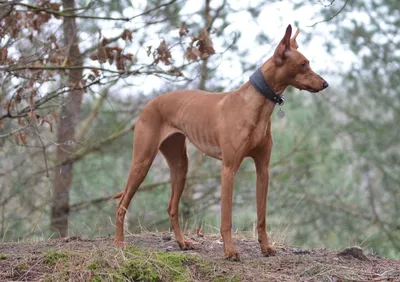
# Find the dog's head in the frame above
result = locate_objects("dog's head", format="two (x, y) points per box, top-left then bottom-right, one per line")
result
(273, 25), (328, 93)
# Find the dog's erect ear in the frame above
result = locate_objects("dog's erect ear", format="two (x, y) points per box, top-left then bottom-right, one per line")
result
(290, 28), (300, 49)
(274, 24), (292, 65)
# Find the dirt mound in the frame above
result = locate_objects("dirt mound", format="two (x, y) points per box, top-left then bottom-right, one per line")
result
(0, 233), (399, 281)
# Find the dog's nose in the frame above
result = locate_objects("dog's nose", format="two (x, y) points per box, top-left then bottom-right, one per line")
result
(322, 80), (329, 89)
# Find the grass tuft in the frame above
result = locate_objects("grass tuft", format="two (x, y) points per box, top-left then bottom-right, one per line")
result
(43, 250), (69, 265)
(86, 262), (99, 270)
(119, 246), (195, 282)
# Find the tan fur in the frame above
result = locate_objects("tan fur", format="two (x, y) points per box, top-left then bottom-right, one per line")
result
(113, 25), (328, 260)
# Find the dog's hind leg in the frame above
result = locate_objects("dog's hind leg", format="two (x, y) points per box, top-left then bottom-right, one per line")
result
(114, 115), (161, 246)
(160, 133), (193, 250)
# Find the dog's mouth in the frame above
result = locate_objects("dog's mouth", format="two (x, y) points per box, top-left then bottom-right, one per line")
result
(299, 85), (320, 93)
(305, 87), (320, 93)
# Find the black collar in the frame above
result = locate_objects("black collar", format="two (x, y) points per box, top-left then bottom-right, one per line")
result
(249, 68), (285, 106)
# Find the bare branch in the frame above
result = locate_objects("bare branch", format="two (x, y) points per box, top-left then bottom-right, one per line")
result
(0, 0), (15, 21)
(308, 0), (349, 27)
(130, 0), (178, 21)
(12, 0), (178, 22)
(61, 123), (135, 166)
(75, 86), (113, 142)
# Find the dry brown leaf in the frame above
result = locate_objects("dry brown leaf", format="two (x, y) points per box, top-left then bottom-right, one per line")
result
(0, 49), (8, 63)
(18, 118), (26, 126)
(168, 67), (183, 77)
(185, 46), (200, 61)
(42, 119), (53, 133)
(105, 47), (115, 64)
(90, 52), (98, 61)
(122, 29), (133, 41)
(15, 133), (20, 145)
(124, 53), (133, 61)
(116, 54), (124, 71)
(92, 68), (100, 77)
(15, 94), (22, 104)
(195, 28), (215, 58)
(101, 37), (109, 46)
(20, 132), (27, 145)
(97, 45), (107, 63)
(155, 40), (172, 65)
(51, 111), (59, 123)
(48, 120), (53, 133)
(179, 22), (189, 37)
(28, 111), (38, 122)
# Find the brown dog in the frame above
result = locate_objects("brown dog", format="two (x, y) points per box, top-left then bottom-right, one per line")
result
(112, 24), (328, 260)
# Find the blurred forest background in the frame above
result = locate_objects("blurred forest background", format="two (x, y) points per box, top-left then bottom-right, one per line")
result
(0, 0), (399, 259)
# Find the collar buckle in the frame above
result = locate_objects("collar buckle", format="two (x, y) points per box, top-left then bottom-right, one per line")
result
(276, 96), (285, 106)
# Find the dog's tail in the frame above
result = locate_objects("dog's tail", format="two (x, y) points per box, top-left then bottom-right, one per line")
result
(111, 191), (123, 200)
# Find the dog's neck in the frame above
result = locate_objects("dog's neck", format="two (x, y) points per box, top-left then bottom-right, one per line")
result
(260, 58), (288, 95)
(238, 58), (287, 109)
(234, 58), (288, 124)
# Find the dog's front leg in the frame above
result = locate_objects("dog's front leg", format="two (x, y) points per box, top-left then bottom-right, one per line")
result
(253, 137), (276, 257)
(220, 162), (241, 261)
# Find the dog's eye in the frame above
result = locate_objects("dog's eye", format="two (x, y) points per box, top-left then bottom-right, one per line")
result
(300, 62), (307, 69)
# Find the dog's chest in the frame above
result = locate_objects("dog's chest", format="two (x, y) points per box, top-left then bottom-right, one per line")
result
(250, 120), (271, 147)
(249, 107), (273, 148)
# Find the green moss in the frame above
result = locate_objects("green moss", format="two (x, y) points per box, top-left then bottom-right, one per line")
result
(231, 275), (241, 282)
(120, 260), (161, 282)
(119, 246), (195, 282)
(0, 254), (8, 260)
(43, 250), (69, 266)
(87, 263), (99, 270)
(212, 275), (241, 282)
(89, 275), (104, 282)
(16, 263), (28, 271)
(37, 246), (231, 282)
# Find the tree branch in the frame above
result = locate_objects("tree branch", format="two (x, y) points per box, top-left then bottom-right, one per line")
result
(309, 0), (349, 27)
(12, 0), (178, 22)
(75, 84), (114, 142)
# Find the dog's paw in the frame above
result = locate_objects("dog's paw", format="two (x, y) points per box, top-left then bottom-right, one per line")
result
(224, 246), (241, 262)
(178, 240), (195, 250)
(225, 252), (241, 262)
(114, 240), (128, 248)
(262, 247), (277, 257)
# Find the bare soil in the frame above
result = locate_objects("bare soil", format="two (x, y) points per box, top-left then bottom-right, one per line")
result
(0, 233), (399, 281)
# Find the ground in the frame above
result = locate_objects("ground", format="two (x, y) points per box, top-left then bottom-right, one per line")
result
(0, 233), (399, 281)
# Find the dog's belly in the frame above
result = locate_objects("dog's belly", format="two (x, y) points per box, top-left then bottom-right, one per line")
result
(188, 139), (222, 160)
(181, 128), (222, 160)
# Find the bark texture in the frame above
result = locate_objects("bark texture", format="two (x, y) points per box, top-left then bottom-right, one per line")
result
(50, 0), (83, 237)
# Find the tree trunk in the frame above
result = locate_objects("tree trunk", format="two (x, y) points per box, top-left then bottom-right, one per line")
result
(50, 0), (83, 237)
(181, 0), (212, 227)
